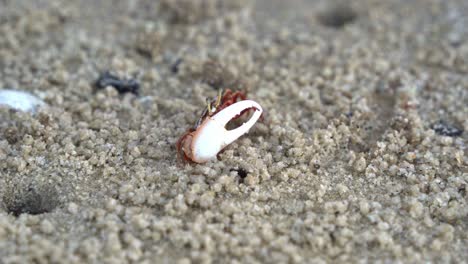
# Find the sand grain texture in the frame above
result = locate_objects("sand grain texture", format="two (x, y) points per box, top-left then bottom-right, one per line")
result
(0, 0), (467, 263)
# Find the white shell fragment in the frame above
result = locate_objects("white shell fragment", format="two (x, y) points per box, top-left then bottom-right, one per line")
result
(0, 89), (45, 113)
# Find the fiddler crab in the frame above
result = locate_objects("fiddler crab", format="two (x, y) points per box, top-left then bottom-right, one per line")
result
(177, 89), (263, 163)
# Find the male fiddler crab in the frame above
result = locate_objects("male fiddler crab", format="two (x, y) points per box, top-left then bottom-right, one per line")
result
(176, 89), (263, 163)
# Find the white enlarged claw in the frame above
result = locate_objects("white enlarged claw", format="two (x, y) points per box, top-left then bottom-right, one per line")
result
(178, 100), (263, 163)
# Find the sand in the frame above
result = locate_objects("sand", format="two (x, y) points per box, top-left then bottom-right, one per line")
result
(0, 0), (467, 263)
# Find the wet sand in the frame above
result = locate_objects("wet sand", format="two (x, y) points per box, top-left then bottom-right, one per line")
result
(0, 0), (467, 263)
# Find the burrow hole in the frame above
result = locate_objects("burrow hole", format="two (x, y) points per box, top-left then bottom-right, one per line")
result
(2, 184), (59, 217)
(318, 4), (357, 28)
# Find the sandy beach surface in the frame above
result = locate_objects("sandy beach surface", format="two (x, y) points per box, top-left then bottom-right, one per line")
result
(0, 0), (467, 263)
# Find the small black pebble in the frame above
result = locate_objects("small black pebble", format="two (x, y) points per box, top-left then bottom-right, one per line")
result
(430, 120), (463, 137)
(230, 168), (248, 183)
(458, 184), (466, 196)
(314, 164), (321, 169)
(95, 72), (140, 95)
(171, 58), (183, 74)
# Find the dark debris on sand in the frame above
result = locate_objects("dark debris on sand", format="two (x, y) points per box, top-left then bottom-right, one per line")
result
(431, 120), (463, 137)
(95, 72), (140, 95)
